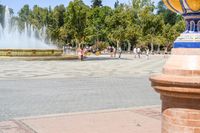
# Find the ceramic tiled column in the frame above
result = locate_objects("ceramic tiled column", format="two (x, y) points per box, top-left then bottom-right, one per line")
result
(150, 1), (200, 132)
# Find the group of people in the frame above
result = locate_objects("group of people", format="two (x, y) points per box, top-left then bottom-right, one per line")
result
(133, 47), (150, 59)
(63, 45), (73, 55)
(77, 45), (153, 61)
(77, 46), (101, 61)
(107, 46), (150, 59)
(107, 46), (122, 59)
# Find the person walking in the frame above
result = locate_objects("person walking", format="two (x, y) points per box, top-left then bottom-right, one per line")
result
(118, 47), (122, 59)
(80, 48), (84, 61)
(164, 47), (168, 58)
(133, 47), (137, 58)
(63, 45), (67, 55)
(146, 48), (150, 59)
(110, 46), (113, 57)
(77, 47), (84, 61)
(137, 47), (141, 58)
(113, 46), (117, 58)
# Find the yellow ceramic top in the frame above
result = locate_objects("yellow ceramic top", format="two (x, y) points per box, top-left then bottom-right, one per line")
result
(163, 0), (200, 14)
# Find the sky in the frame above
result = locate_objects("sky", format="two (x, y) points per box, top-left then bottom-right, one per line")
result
(0, 0), (160, 14)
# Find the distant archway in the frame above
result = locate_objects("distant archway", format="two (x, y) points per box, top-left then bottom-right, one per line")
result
(197, 21), (200, 32)
(190, 21), (195, 31)
(186, 21), (189, 31)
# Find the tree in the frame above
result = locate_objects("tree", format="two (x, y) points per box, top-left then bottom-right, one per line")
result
(162, 20), (185, 49)
(86, 6), (112, 45)
(47, 5), (66, 45)
(157, 0), (180, 25)
(18, 5), (30, 22)
(138, 6), (164, 51)
(91, 0), (102, 8)
(114, 0), (120, 8)
(106, 5), (128, 49)
(132, 0), (153, 9)
(0, 4), (5, 25)
(29, 5), (49, 28)
(65, 0), (89, 48)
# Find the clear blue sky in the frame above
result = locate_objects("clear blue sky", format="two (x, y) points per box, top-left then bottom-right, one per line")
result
(0, 0), (160, 14)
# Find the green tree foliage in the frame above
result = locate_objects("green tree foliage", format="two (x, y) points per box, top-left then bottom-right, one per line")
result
(114, 0), (120, 8)
(0, 4), (5, 25)
(106, 5), (129, 48)
(86, 6), (112, 44)
(138, 6), (164, 51)
(0, 5), (13, 28)
(65, 0), (89, 48)
(18, 5), (30, 22)
(91, 0), (102, 8)
(157, 1), (181, 25)
(47, 5), (66, 45)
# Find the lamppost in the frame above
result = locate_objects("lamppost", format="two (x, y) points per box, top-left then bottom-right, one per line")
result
(150, 1), (200, 132)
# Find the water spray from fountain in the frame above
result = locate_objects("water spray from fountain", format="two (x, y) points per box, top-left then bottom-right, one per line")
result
(0, 6), (56, 49)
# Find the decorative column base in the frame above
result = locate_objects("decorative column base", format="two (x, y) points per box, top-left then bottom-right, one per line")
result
(150, 48), (200, 133)
(163, 108), (200, 133)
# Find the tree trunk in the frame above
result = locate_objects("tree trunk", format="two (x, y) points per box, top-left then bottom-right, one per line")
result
(127, 41), (131, 53)
(151, 42), (154, 54)
(75, 39), (80, 49)
(117, 41), (120, 50)
(157, 44), (160, 54)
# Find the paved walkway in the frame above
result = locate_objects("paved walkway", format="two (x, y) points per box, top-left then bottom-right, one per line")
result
(0, 77), (160, 121)
(0, 54), (166, 79)
(0, 106), (161, 133)
(0, 54), (166, 132)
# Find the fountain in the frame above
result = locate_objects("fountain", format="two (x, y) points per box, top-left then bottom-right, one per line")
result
(0, 6), (62, 57)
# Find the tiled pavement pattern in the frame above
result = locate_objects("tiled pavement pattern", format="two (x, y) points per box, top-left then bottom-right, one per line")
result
(0, 106), (161, 133)
(0, 55), (166, 79)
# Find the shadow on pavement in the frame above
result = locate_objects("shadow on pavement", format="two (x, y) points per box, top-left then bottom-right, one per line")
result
(83, 56), (131, 61)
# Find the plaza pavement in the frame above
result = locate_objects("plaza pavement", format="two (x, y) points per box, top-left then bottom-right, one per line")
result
(0, 54), (166, 133)
(0, 106), (161, 133)
(0, 54), (166, 79)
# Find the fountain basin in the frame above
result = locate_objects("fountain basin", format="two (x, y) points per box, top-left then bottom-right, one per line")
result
(0, 49), (63, 57)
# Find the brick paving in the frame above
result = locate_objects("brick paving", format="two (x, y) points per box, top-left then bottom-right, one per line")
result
(0, 106), (161, 133)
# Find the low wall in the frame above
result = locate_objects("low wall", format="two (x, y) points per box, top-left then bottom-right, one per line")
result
(0, 49), (63, 56)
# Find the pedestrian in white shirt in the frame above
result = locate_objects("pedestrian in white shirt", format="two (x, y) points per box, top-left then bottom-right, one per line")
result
(133, 48), (137, 58)
(137, 47), (141, 58)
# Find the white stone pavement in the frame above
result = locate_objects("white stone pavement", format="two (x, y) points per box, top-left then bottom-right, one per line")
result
(0, 54), (167, 80)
